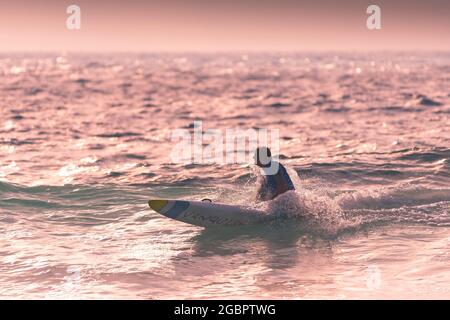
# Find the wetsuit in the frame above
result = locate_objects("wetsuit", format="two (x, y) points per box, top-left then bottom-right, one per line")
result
(256, 161), (295, 201)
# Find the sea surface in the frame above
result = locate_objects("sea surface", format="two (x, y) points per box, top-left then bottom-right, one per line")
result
(0, 52), (449, 299)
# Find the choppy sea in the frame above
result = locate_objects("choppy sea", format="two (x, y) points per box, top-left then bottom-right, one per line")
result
(0, 52), (449, 298)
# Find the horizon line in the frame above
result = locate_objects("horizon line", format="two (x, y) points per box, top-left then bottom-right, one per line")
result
(1, 49), (450, 54)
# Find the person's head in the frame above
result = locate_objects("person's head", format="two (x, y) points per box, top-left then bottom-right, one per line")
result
(254, 147), (272, 167)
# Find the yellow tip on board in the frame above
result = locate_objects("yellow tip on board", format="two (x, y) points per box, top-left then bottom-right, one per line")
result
(148, 200), (168, 211)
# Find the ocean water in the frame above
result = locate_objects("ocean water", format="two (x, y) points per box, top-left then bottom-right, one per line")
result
(0, 52), (449, 299)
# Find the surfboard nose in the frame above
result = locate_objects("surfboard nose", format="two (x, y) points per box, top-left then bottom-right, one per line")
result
(148, 199), (168, 211)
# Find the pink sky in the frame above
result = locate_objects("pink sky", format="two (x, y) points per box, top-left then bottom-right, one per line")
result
(0, 0), (449, 52)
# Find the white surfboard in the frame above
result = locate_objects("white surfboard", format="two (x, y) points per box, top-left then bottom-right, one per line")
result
(148, 199), (273, 227)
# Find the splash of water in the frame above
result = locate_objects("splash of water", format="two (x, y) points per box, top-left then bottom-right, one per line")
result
(239, 168), (450, 237)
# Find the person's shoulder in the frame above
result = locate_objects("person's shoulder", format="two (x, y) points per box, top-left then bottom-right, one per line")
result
(276, 161), (287, 170)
